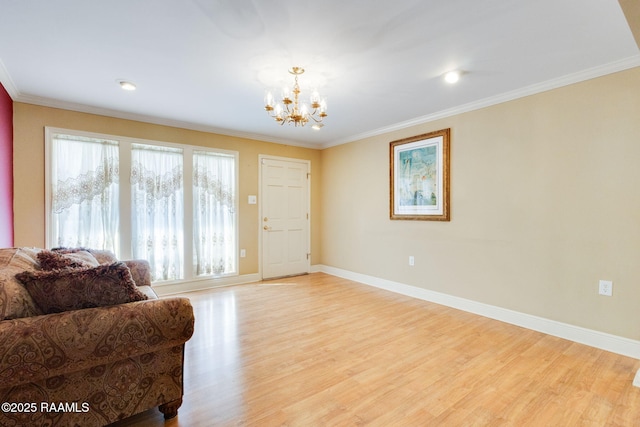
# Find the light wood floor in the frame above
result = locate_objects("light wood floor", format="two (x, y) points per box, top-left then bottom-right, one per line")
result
(110, 273), (640, 426)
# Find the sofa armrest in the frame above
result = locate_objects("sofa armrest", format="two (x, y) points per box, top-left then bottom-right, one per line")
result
(0, 297), (194, 389)
(123, 259), (152, 287)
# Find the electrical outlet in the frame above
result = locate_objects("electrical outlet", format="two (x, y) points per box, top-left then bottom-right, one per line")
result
(598, 280), (612, 296)
(409, 256), (415, 266)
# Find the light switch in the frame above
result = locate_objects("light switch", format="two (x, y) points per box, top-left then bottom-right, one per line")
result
(248, 195), (257, 204)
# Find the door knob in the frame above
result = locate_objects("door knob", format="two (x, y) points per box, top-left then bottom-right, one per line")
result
(263, 217), (269, 222)
(263, 225), (272, 231)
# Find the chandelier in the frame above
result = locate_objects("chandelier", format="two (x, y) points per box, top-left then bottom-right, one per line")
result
(264, 67), (327, 128)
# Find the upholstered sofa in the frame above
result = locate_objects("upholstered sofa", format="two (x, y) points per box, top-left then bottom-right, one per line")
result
(0, 247), (195, 427)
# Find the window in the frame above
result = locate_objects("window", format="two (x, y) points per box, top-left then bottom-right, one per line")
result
(48, 133), (120, 251)
(193, 150), (236, 276)
(46, 128), (238, 283)
(131, 144), (184, 281)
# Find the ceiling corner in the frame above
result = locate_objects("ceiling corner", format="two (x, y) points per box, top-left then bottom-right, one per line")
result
(0, 60), (19, 99)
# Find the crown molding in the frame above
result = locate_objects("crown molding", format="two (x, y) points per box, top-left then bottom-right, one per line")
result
(4, 54), (639, 151)
(321, 54), (640, 149)
(12, 92), (320, 150)
(0, 59), (19, 99)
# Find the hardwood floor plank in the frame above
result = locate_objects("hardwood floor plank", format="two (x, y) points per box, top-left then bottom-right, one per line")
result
(109, 273), (640, 426)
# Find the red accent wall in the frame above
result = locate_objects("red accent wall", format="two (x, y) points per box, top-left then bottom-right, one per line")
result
(0, 83), (13, 247)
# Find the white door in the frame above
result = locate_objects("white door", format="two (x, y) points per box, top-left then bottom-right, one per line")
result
(260, 157), (310, 279)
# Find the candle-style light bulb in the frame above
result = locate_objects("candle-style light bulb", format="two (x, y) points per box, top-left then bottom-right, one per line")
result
(310, 89), (320, 107)
(282, 86), (291, 102)
(264, 90), (275, 110)
(320, 99), (328, 116)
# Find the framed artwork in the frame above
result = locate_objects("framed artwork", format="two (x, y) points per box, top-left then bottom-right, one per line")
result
(390, 128), (450, 221)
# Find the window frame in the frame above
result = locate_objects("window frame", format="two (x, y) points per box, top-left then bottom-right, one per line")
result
(45, 127), (239, 284)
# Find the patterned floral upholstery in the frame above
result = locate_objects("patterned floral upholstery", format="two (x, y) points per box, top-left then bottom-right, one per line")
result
(0, 248), (195, 427)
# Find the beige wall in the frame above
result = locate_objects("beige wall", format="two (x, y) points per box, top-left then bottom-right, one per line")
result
(12, 103), (322, 275)
(619, 0), (640, 50)
(12, 68), (640, 340)
(320, 67), (640, 340)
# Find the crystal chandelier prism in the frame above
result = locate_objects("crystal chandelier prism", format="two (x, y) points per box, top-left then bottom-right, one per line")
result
(264, 67), (327, 128)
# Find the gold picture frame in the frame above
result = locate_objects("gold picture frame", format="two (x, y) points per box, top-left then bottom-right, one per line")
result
(390, 128), (450, 221)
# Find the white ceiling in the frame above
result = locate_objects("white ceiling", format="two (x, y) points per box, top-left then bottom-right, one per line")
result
(0, 0), (638, 148)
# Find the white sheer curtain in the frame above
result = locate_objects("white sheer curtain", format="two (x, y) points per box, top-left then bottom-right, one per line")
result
(50, 134), (119, 253)
(131, 144), (184, 281)
(193, 150), (236, 276)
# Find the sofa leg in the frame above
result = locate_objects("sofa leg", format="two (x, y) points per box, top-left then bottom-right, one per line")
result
(158, 398), (183, 419)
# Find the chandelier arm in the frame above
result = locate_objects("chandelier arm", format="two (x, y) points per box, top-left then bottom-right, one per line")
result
(309, 108), (327, 123)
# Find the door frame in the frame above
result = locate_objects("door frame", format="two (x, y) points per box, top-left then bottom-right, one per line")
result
(258, 154), (311, 280)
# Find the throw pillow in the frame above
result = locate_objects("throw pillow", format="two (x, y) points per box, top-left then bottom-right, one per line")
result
(52, 247), (118, 264)
(15, 262), (148, 314)
(0, 248), (44, 319)
(37, 250), (99, 270)
(0, 266), (43, 320)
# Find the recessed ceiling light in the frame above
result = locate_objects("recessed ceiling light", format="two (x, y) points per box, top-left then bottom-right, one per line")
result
(444, 71), (461, 84)
(118, 80), (137, 91)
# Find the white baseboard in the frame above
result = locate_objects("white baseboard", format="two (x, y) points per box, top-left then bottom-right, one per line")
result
(314, 264), (640, 361)
(153, 273), (261, 296)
